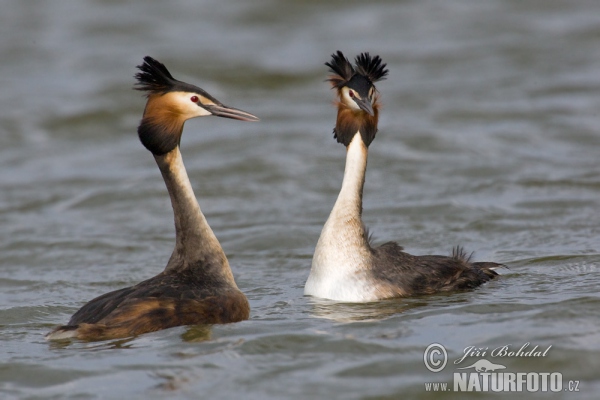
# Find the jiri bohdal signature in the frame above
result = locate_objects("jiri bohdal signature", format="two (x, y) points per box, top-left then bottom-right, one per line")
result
(454, 342), (552, 365)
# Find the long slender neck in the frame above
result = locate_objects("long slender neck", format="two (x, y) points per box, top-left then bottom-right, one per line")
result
(314, 132), (370, 255)
(307, 131), (372, 297)
(154, 147), (234, 283)
(333, 133), (368, 220)
(306, 127), (377, 300)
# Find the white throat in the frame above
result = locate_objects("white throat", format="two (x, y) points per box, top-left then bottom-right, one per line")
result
(305, 133), (377, 301)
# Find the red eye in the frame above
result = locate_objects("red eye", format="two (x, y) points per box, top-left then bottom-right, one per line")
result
(348, 90), (354, 98)
(190, 96), (199, 103)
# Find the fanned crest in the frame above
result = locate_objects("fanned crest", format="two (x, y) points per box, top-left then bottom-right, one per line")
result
(325, 51), (355, 88)
(354, 53), (388, 84)
(326, 51), (388, 88)
(134, 56), (177, 94)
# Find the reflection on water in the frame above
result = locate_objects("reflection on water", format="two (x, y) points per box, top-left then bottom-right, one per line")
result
(1, 0), (600, 398)
(180, 325), (213, 343)
(48, 335), (139, 351)
(307, 297), (425, 323)
(47, 324), (213, 348)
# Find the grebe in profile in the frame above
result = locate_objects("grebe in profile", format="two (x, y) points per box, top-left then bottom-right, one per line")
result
(304, 51), (500, 302)
(47, 56), (258, 340)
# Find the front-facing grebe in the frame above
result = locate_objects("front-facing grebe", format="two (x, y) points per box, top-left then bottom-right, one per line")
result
(47, 57), (258, 340)
(304, 51), (500, 302)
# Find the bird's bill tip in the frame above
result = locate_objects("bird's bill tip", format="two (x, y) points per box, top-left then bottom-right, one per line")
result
(204, 104), (260, 122)
(354, 97), (374, 116)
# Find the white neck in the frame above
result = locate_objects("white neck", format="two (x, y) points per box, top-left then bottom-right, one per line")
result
(305, 133), (376, 301)
(155, 147), (234, 283)
(337, 135), (367, 217)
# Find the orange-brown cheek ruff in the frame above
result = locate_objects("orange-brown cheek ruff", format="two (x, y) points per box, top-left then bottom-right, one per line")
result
(325, 51), (386, 148)
(305, 51), (502, 302)
(334, 104), (379, 147)
(138, 92), (204, 155)
(46, 56), (256, 341)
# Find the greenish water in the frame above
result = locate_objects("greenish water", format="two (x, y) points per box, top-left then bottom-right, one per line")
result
(1, 0), (599, 399)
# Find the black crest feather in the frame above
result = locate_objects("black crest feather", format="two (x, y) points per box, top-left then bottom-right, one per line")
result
(326, 51), (388, 88)
(134, 56), (177, 94)
(355, 52), (388, 83)
(325, 51), (355, 88)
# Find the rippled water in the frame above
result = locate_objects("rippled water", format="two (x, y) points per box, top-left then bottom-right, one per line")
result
(1, 0), (600, 399)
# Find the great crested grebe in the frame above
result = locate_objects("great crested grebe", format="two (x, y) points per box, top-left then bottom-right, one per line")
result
(47, 56), (258, 340)
(304, 51), (500, 302)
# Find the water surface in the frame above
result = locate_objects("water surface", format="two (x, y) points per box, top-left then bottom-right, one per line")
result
(1, 0), (600, 399)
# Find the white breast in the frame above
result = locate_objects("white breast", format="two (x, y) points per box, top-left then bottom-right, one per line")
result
(305, 253), (379, 302)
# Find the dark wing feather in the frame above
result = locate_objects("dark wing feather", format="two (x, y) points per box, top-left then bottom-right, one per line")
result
(372, 244), (499, 296)
(452, 245), (473, 263)
(67, 272), (187, 325)
(354, 52), (388, 83)
(58, 292), (248, 340)
(64, 271), (250, 338)
(325, 50), (355, 88)
(134, 56), (177, 94)
(68, 286), (138, 325)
